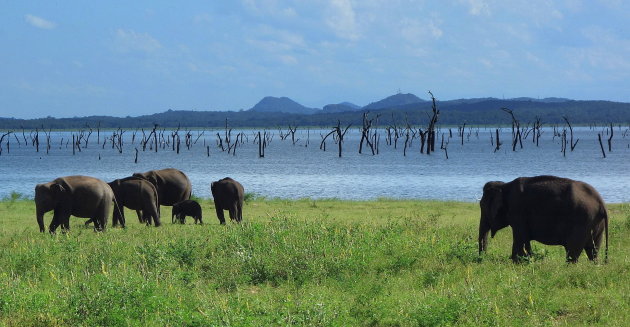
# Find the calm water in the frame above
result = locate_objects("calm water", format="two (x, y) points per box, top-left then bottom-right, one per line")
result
(1, 127), (628, 202)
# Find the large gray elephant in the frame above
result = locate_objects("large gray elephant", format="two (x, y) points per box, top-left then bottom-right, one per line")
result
(210, 177), (244, 224)
(478, 175), (608, 263)
(132, 168), (192, 208)
(108, 176), (160, 227)
(35, 175), (115, 233)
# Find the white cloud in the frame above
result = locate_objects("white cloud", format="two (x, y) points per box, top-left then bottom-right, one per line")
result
(279, 55), (298, 65)
(326, 0), (360, 41)
(114, 29), (162, 53)
(460, 0), (491, 16)
(24, 14), (56, 29)
(399, 18), (443, 42)
(193, 13), (212, 24)
(241, 0), (298, 18)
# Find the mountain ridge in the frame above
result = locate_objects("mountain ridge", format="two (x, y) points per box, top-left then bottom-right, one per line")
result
(2, 95), (629, 128)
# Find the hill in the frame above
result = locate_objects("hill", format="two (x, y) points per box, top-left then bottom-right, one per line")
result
(363, 93), (425, 110)
(322, 102), (362, 113)
(249, 96), (319, 115)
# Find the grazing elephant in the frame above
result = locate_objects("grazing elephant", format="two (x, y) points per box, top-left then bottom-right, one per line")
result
(478, 175), (608, 263)
(172, 200), (203, 224)
(108, 176), (160, 227)
(35, 175), (115, 233)
(210, 177), (244, 224)
(132, 168), (192, 216)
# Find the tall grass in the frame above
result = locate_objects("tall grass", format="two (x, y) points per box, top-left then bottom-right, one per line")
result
(0, 199), (628, 326)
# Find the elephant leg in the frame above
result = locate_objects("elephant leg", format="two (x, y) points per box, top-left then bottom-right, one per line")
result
(584, 240), (598, 261)
(565, 227), (588, 263)
(237, 202), (243, 222)
(152, 210), (161, 227)
(524, 241), (533, 257)
(215, 206), (226, 225)
(93, 218), (102, 231)
(49, 212), (64, 234)
(113, 208), (125, 228)
(143, 211), (153, 226)
(585, 222), (604, 261)
(62, 217), (70, 232)
(510, 230), (528, 263)
(118, 210), (126, 228)
(136, 210), (144, 224)
(228, 206), (237, 222)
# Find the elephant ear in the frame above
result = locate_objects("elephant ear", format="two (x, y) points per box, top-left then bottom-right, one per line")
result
(51, 183), (66, 194)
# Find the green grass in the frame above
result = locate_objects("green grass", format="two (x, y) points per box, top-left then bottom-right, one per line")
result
(0, 199), (629, 326)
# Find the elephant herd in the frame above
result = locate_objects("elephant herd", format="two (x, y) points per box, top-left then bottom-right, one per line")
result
(35, 168), (244, 233)
(35, 172), (609, 263)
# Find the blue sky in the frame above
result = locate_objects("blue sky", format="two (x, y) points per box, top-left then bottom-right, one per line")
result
(1, 0), (629, 118)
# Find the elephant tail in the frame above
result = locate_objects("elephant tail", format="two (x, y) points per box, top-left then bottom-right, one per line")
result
(604, 207), (609, 264)
(112, 195), (124, 225)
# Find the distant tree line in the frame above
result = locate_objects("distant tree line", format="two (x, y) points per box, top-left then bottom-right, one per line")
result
(1, 99), (629, 129)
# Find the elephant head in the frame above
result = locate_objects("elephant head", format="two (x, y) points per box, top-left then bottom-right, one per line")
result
(132, 171), (156, 185)
(34, 181), (69, 232)
(478, 181), (509, 254)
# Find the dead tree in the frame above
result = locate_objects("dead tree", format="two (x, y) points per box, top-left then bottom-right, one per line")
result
(34, 129), (40, 152)
(598, 133), (606, 158)
(320, 120), (351, 157)
(0, 132), (11, 155)
(425, 91), (440, 154)
(562, 116), (579, 151)
(494, 129), (502, 153)
(418, 129), (427, 153)
(561, 129), (567, 157)
(607, 123), (613, 152)
(386, 114), (401, 149)
(501, 108), (523, 151)
(440, 133), (449, 159)
(288, 125), (298, 145)
(532, 116), (543, 147)
(458, 122), (466, 145)
(255, 131), (268, 158)
(359, 112), (377, 155)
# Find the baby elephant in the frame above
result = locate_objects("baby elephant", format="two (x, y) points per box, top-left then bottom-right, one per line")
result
(211, 177), (244, 224)
(172, 200), (203, 224)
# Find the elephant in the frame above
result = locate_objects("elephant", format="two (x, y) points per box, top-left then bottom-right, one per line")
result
(132, 168), (192, 219)
(172, 200), (203, 224)
(210, 177), (244, 224)
(107, 176), (160, 227)
(35, 175), (115, 233)
(478, 175), (608, 263)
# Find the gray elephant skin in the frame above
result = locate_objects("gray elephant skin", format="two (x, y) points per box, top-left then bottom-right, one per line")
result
(108, 176), (160, 227)
(172, 200), (203, 224)
(35, 175), (115, 233)
(132, 168), (192, 208)
(210, 177), (244, 224)
(479, 175), (608, 263)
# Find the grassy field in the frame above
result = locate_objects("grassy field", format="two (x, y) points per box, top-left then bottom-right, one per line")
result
(0, 197), (629, 326)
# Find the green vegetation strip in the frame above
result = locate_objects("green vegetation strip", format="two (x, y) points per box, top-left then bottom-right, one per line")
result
(1, 199), (629, 326)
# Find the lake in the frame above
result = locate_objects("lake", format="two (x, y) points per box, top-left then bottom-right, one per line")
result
(1, 126), (628, 203)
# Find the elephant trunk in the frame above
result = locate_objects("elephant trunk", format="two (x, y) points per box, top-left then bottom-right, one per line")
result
(36, 204), (46, 233)
(478, 219), (490, 254)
